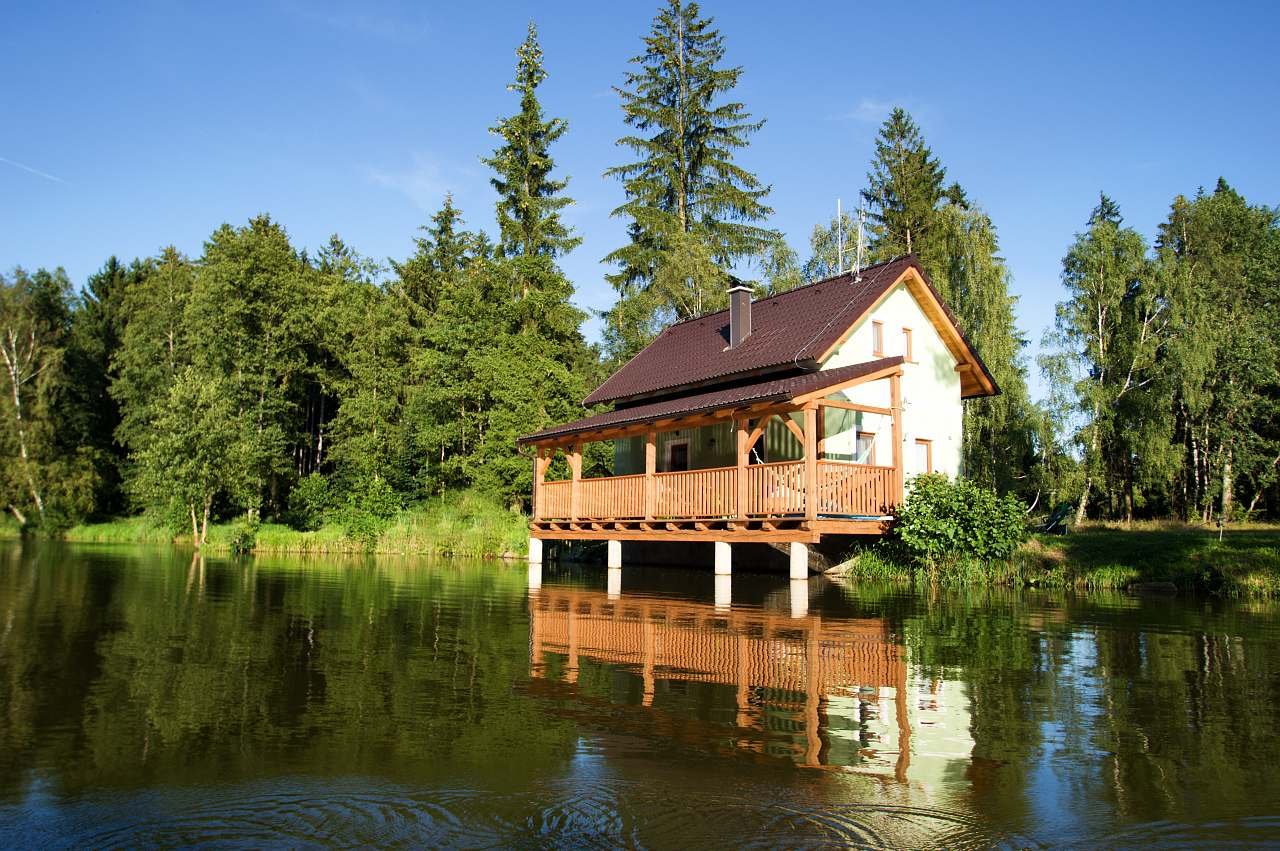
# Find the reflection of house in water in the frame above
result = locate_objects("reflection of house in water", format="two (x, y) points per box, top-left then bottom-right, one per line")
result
(530, 585), (918, 776)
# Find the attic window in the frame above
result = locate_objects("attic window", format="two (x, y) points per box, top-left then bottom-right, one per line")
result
(903, 327), (914, 362)
(872, 321), (884, 357)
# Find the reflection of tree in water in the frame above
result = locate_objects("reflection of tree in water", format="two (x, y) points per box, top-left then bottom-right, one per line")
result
(0, 546), (576, 800)
(857, 583), (1280, 834)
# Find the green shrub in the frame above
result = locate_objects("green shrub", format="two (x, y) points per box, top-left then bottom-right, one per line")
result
(889, 474), (1027, 566)
(228, 515), (260, 555)
(334, 475), (402, 547)
(288, 473), (333, 531)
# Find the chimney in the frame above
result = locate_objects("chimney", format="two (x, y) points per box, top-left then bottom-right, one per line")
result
(727, 285), (753, 348)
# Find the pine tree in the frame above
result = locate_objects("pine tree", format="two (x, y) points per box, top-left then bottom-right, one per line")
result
(604, 0), (775, 357)
(862, 108), (947, 259)
(483, 22), (580, 262)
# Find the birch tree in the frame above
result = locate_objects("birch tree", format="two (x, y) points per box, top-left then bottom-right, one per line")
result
(1045, 195), (1167, 523)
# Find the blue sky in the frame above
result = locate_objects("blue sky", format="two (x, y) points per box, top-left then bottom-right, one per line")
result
(4, 1), (1277, 398)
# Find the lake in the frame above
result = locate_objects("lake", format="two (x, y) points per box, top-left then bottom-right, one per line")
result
(1, 542), (1278, 847)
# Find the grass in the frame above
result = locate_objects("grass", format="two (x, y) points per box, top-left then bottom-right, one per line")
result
(837, 521), (1280, 597)
(54, 489), (529, 559)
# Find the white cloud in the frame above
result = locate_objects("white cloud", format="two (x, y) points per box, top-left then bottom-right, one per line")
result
(366, 153), (481, 211)
(836, 98), (935, 127)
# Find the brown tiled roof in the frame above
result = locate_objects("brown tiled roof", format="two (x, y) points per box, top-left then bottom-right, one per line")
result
(519, 357), (904, 444)
(584, 255), (919, 405)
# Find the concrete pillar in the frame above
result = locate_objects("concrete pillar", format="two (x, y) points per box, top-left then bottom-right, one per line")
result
(607, 539), (622, 568)
(607, 566), (622, 599)
(528, 536), (544, 564)
(714, 541), (732, 575)
(790, 541), (809, 579)
(790, 578), (809, 619)
(714, 573), (732, 611)
(527, 561), (542, 590)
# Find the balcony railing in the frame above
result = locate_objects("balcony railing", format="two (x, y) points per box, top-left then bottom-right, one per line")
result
(536, 460), (896, 522)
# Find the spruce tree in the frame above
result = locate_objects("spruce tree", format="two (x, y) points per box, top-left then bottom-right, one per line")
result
(395, 194), (477, 312)
(482, 22), (580, 262)
(862, 107), (947, 258)
(604, 0), (775, 357)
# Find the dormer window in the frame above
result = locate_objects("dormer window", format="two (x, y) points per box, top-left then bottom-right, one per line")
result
(872, 321), (884, 357)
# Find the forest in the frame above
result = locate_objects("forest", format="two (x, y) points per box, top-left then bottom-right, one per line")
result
(2, 1), (1277, 546)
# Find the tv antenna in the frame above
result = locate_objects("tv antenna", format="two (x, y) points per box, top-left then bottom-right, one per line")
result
(836, 198), (844, 273)
(854, 205), (867, 281)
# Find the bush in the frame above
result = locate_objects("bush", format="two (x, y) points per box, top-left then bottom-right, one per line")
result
(288, 473), (333, 531)
(334, 475), (402, 548)
(228, 515), (260, 555)
(888, 474), (1027, 566)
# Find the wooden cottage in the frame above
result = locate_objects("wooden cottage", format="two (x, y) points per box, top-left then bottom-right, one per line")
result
(519, 254), (998, 574)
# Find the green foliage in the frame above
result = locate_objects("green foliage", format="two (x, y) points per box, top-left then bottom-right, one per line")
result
(333, 475), (403, 548)
(129, 366), (257, 543)
(483, 22), (581, 260)
(0, 266), (98, 531)
(889, 474), (1028, 566)
(861, 108), (950, 258)
(288, 473), (332, 531)
(227, 515), (260, 555)
(603, 0), (777, 359)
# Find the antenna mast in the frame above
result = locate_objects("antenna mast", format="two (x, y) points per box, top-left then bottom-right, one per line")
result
(836, 198), (844, 273)
(854, 206), (867, 281)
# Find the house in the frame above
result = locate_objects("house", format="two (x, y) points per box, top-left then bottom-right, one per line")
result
(517, 254), (998, 575)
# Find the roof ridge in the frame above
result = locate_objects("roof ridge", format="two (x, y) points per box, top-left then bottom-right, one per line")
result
(661, 254), (908, 329)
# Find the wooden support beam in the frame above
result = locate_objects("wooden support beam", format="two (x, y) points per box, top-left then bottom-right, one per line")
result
(569, 442), (582, 522)
(817, 399), (893, 416)
(735, 418), (748, 521)
(644, 430), (656, 520)
(804, 405), (818, 522)
(890, 373), (903, 505)
(532, 448), (543, 520)
(782, 414), (806, 446)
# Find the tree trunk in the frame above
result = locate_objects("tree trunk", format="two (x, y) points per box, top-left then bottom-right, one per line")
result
(8, 504), (27, 527)
(1074, 479), (1090, 527)
(190, 505), (200, 547)
(1075, 413), (1101, 527)
(1221, 447), (1233, 521)
(200, 497), (211, 547)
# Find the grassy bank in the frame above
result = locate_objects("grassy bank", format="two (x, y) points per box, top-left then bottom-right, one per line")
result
(839, 522), (1280, 597)
(59, 490), (529, 558)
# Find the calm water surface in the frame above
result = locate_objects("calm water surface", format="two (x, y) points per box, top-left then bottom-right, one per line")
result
(2, 542), (1279, 848)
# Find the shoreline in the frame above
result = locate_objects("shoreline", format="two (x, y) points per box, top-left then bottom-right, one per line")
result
(7, 517), (1278, 597)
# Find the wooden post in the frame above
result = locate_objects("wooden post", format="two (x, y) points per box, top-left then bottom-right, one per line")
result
(890, 372), (903, 506)
(532, 446), (546, 520)
(569, 442), (582, 522)
(804, 405), (818, 521)
(735, 418), (748, 520)
(644, 430), (657, 519)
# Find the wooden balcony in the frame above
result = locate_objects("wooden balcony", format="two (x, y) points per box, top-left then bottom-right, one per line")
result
(526, 367), (906, 543)
(539, 461), (895, 522)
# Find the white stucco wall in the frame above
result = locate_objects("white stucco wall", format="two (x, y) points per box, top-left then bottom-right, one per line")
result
(820, 283), (964, 479)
